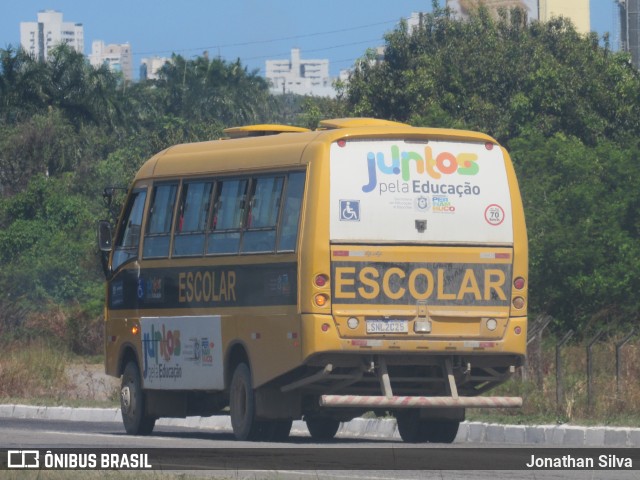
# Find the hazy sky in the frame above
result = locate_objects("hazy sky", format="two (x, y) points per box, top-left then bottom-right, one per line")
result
(0, 1), (620, 78)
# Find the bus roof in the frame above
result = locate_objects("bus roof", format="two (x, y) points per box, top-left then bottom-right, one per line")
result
(134, 118), (500, 182)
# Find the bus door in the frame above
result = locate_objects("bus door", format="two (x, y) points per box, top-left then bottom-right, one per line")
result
(105, 187), (148, 375)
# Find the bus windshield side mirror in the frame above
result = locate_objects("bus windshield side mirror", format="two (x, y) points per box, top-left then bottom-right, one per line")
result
(98, 220), (113, 252)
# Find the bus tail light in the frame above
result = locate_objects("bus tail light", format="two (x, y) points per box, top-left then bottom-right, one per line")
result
(513, 277), (525, 290)
(512, 297), (525, 309)
(315, 294), (328, 307)
(314, 274), (329, 287)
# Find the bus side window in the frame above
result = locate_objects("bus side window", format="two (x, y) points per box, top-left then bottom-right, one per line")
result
(173, 181), (213, 257)
(207, 179), (248, 255)
(242, 176), (284, 253)
(112, 189), (147, 271)
(143, 183), (178, 259)
(278, 172), (305, 252)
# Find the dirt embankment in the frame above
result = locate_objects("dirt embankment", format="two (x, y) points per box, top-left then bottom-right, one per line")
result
(65, 364), (119, 403)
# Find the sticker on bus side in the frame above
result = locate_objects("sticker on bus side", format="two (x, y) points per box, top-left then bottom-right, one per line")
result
(330, 139), (514, 244)
(108, 263), (298, 311)
(141, 316), (223, 390)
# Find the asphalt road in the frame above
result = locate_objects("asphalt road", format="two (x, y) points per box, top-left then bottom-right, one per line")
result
(1, 417), (638, 479)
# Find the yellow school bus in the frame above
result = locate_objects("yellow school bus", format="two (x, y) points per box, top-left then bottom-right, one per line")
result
(98, 118), (527, 443)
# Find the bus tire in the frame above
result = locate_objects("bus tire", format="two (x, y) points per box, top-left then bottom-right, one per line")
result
(262, 419), (293, 442)
(424, 420), (460, 444)
(305, 416), (340, 440)
(121, 361), (156, 435)
(396, 410), (427, 443)
(230, 363), (263, 441)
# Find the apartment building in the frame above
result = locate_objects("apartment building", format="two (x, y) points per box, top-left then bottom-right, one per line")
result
(539, 0), (590, 34)
(20, 10), (84, 61)
(265, 48), (335, 97)
(618, 0), (640, 67)
(140, 56), (170, 80)
(89, 40), (133, 81)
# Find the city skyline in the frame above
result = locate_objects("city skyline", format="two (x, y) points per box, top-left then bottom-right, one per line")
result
(1, 1), (620, 81)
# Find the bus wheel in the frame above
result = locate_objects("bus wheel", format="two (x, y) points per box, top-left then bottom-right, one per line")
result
(230, 363), (263, 441)
(262, 419), (293, 442)
(305, 416), (340, 440)
(424, 420), (460, 444)
(396, 411), (426, 443)
(121, 361), (156, 435)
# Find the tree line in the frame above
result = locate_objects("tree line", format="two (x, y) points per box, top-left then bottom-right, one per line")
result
(345, 5), (640, 332)
(1, 4), (639, 346)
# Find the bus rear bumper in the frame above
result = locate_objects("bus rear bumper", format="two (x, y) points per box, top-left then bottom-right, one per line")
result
(301, 313), (528, 360)
(319, 394), (522, 409)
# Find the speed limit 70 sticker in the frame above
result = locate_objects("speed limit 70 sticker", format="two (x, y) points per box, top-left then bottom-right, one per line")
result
(484, 204), (505, 226)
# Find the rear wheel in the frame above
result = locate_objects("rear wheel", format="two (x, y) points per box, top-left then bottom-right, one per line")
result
(396, 412), (460, 443)
(262, 419), (293, 442)
(424, 420), (460, 444)
(396, 410), (426, 443)
(120, 361), (156, 435)
(230, 363), (264, 441)
(305, 416), (340, 440)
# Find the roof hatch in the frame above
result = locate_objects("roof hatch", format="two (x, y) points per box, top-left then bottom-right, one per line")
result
(318, 118), (409, 129)
(223, 124), (310, 139)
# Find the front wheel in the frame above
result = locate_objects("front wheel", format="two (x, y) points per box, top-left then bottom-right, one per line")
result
(120, 361), (156, 435)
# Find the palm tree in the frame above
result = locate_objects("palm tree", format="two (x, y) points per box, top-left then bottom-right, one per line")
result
(0, 46), (47, 123)
(44, 44), (122, 129)
(155, 53), (276, 127)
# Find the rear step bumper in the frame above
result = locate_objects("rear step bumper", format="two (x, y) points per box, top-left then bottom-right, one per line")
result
(320, 395), (522, 408)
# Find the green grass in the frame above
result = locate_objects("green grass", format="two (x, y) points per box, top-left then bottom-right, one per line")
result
(0, 339), (118, 407)
(0, 340), (70, 400)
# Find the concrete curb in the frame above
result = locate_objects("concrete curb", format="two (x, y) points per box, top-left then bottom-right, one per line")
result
(1, 404), (639, 446)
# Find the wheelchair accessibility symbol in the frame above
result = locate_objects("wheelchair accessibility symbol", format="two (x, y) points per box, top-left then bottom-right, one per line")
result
(339, 200), (360, 221)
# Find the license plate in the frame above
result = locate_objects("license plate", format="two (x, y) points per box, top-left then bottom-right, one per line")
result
(366, 319), (408, 334)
